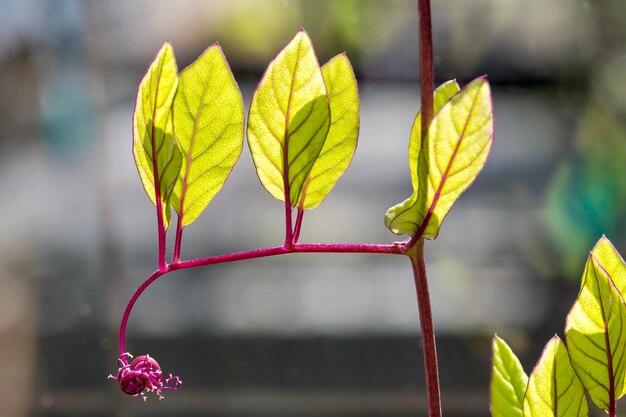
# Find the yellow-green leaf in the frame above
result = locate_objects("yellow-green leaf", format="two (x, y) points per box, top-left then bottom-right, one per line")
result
(565, 250), (626, 411)
(523, 335), (588, 417)
(170, 44), (244, 227)
(490, 336), (528, 417)
(591, 235), (626, 295)
(299, 53), (359, 210)
(385, 80), (459, 235)
(385, 77), (493, 239)
(247, 29), (331, 206)
(132, 42), (181, 229)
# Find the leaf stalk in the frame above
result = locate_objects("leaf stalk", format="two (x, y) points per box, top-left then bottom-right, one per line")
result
(119, 241), (405, 358)
(293, 207), (305, 243)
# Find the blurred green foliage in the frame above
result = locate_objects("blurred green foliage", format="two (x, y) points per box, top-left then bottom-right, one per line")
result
(545, 102), (626, 276)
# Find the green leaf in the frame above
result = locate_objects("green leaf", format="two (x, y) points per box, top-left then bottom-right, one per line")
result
(490, 335), (528, 417)
(591, 235), (626, 296)
(298, 53), (359, 210)
(385, 80), (459, 235)
(565, 250), (626, 411)
(385, 77), (493, 239)
(132, 42), (181, 229)
(247, 29), (331, 206)
(170, 43), (244, 227)
(523, 335), (588, 417)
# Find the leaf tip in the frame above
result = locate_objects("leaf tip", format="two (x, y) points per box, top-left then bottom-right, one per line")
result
(161, 40), (174, 53)
(595, 234), (611, 247)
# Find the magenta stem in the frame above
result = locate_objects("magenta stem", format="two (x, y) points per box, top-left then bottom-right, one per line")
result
(119, 242), (404, 356)
(155, 203), (167, 271)
(150, 129), (167, 270)
(283, 200), (294, 247)
(119, 269), (165, 355)
(409, 240), (441, 417)
(173, 221), (183, 263)
(292, 208), (304, 243)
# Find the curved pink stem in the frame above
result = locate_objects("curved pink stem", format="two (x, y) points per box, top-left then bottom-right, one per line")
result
(119, 242), (404, 356)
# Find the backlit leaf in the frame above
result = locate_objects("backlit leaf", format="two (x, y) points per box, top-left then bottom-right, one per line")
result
(385, 80), (459, 234)
(299, 53), (359, 210)
(171, 44), (244, 227)
(132, 42), (181, 229)
(385, 77), (493, 239)
(523, 335), (588, 417)
(565, 249), (626, 411)
(247, 29), (331, 206)
(490, 335), (528, 417)
(591, 235), (626, 295)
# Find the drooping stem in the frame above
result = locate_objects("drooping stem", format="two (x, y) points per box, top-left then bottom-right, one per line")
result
(119, 242), (404, 357)
(409, 240), (441, 417)
(292, 207), (305, 243)
(119, 269), (166, 355)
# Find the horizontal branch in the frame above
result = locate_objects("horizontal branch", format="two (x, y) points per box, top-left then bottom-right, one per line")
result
(120, 242), (405, 355)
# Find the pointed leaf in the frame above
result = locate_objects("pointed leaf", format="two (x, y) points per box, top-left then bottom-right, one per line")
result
(170, 44), (244, 227)
(299, 53), (359, 210)
(591, 235), (626, 296)
(523, 335), (588, 417)
(565, 251), (626, 411)
(490, 335), (528, 417)
(385, 77), (493, 239)
(132, 42), (181, 228)
(385, 80), (459, 235)
(247, 29), (331, 206)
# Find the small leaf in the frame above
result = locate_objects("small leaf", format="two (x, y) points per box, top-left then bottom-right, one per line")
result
(385, 77), (493, 239)
(523, 335), (588, 417)
(565, 251), (626, 411)
(299, 53), (359, 210)
(247, 29), (331, 206)
(490, 335), (528, 417)
(385, 80), (459, 235)
(591, 235), (626, 295)
(171, 44), (244, 227)
(132, 42), (181, 228)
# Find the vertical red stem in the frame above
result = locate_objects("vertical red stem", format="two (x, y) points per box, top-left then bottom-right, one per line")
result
(410, 240), (441, 417)
(418, 0), (434, 142)
(413, 9), (443, 415)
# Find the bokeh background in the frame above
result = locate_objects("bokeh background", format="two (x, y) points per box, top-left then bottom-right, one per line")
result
(1, 0), (626, 416)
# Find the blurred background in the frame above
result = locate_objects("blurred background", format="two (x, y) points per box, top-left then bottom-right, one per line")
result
(1, 0), (625, 416)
